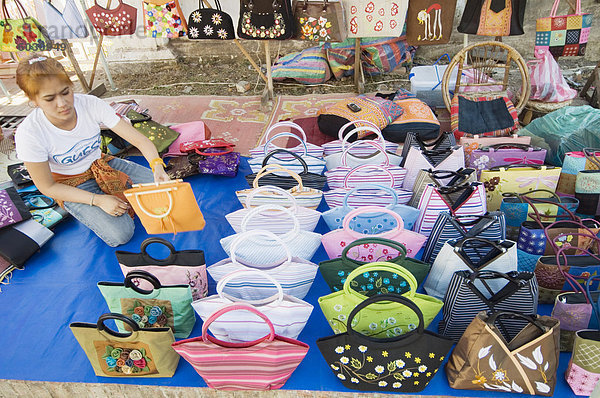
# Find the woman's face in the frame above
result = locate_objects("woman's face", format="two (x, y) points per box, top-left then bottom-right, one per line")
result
(33, 77), (75, 124)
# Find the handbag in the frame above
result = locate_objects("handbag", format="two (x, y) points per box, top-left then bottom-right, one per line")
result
(405, 0), (457, 45)
(237, 0), (294, 39)
(179, 138), (235, 156)
(535, 0), (592, 58)
(0, 218), (54, 267)
(575, 148), (600, 218)
(236, 173), (323, 210)
(7, 163), (32, 187)
(98, 271), (195, 338)
(322, 206), (427, 259)
(402, 145), (465, 191)
(552, 291), (595, 352)
(187, 0), (234, 39)
(85, 0), (137, 36)
(341, 0), (408, 38)
(70, 313), (179, 377)
(480, 165), (561, 211)
(319, 238), (431, 294)
(248, 146), (326, 175)
(0, 0), (51, 51)
(208, 230), (319, 300)
(143, 0), (186, 38)
(42, 0), (88, 40)
(414, 182), (487, 238)
(422, 211), (506, 264)
(226, 186), (320, 233)
(457, 0), (526, 36)
(424, 238), (518, 300)
(250, 121), (324, 159)
(322, 183), (420, 231)
(123, 180), (206, 235)
(163, 121), (212, 157)
(529, 49), (578, 101)
(408, 167), (477, 208)
(468, 144), (547, 177)
(321, 120), (398, 157)
(439, 270), (539, 342)
(451, 95), (520, 139)
(400, 131), (456, 167)
(557, 151), (590, 197)
(171, 303), (309, 390)
(246, 163), (327, 191)
(446, 311), (560, 396)
(458, 133), (531, 159)
(165, 156), (199, 180)
(0, 186), (31, 229)
(293, 0), (346, 42)
(319, 261), (443, 336)
(317, 293), (452, 392)
(566, 330), (600, 395)
(116, 237), (207, 301)
(126, 110), (180, 154)
(192, 269), (313, 341)
(189, 148), (241, 177)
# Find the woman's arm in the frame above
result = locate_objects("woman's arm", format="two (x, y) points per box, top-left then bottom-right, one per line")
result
(110, 119), (170, 182)
(24, 161), (130, 216)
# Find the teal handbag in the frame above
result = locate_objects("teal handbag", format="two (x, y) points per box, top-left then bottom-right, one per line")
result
(318, 238), (431, 295)
(318, 261), (443, 338)
(98, 271), (195, 339)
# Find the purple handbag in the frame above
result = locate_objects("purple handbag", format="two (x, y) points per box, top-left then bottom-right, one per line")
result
(0, 187), (31, 229)
(552, 291), (594, 351)
(468, 144), (547, 177)
(190, 147), (240, 177)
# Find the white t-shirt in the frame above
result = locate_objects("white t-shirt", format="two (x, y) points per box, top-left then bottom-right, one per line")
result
(15, 94), (121, 175)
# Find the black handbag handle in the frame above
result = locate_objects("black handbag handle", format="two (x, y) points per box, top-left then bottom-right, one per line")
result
(468, 270), (524, 284)
(140, 237), (177, 263)
(199, 0), (223, 10)
(486, 311), (546, 332)
(422, 148), (451, 157)
(262, 148), (309, 175)
(97, 313), (140, 337)
(437, 182), (472, 195)
(302, 0), (328, 11)
(416, 131), (451, 149)
(483, 143), (535, 151)
(341, 238), (407, 264)
(454, 237), (507, 253)
(489, 164), (554, 171)
(124, 270), (162, 293)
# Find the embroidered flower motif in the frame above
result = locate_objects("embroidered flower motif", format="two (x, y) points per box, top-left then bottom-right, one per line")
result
(366, 356), (373, 362)
(134, 358), (146, 369)
(340, 356), (349, 364)
(392, 382), (402, 388)
(414, 357), (422, 364)
(351, 377), (359, 383)
(492, 369), (508, 382)
(378, 381), (388, 387)
(419, 365), (427, 372)
(335, 346), (344, 354)
(330, 364), (339, 370)
(382, 351), (388, 357)
(358, 345), (367, 353)
(105, 357), (117, 367)
(396, 359), (405, 368)
(345, 345), (351, 349)
(334, 304), (343, 312)
(405, 352), (412, 358)
(402, 370), (412, 377)
(110, 348), (123, 359)
(129, 350), (143, 361)
(211, 13), (222, 25)
(203, 25), (213, 36)
(121, 365), (132, 374)
(337, 373), (346, 380)
(132, 313), (142, 322)
(429, 353), (435, 358)
(387, 317), (396, 325)
(188, 26), (199, 38)
(134, 306), (145, 316)
(369, 322), (378, 330)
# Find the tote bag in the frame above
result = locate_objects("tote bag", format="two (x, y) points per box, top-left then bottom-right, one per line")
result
(236, 174), (323, 210)
(0, 0), (52, 51)
(321, 120), (398, 157)
(42, 0), (88, 39)
(97, 271), (195, 338)
(293, 0), (347, 41)
(402, 145), (465, 191)
(458, 0), (526, 36)
(566, 330), (600, 396)
(409, 167), (478, 208)
(85, 0), (137, 36)
(124, 180), (206, 234)
(171, 304), (309, 390)
(322, 206), (427, 259)
(535, 0), (592, 57)
(192, 269), (313, 341)
(70, 313), (178, 377)
(557, 151), (590, 197)
(245, 163), (327, 191)
(187, 0), (235, 39)
(458, 133), (531, 159)
(342, 0), (409, 38)
(116, 237), (207, 301)
(405, 0), (456, 45)
(400, 131), (456, 167)
(319, 261), (443, 336)
(0, 218), (54, 267)
(250, 121), (324, 159)
(248, 146), (326, 176)
(143, 0), (187, 38)
(208, 230), (318, 300)
(0, 186), (31, 229)
(468, 144), (547, 177)
(317, 293), (453, 393)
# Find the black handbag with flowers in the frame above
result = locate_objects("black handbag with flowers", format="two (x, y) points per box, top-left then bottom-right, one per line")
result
(237, 0), (294, 40)
(187, 0), (235, 40)
(316, 293), (453, 392)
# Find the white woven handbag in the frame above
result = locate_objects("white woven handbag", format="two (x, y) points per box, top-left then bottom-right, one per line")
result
(226, 186), (320, 233)
(192, 269), (313, 342)
(248, 133), (326, 175)
(249, 121), (324, 159)
(208, 230), (319, 300)
(221, 210), (322, 262)
(322, 120), (399, 157)
(402, 145), (465, 191)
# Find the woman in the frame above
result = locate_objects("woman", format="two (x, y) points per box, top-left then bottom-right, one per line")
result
(14, 55), (170, 247)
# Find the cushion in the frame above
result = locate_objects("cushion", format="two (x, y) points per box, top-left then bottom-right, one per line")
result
(272, 47), (332, 85)
(382, 98), (440, 143)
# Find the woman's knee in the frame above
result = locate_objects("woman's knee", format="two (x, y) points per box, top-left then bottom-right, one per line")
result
(102, 219), (135, 247)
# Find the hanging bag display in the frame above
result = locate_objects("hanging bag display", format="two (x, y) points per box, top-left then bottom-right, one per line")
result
(42, 0), (88, 39)
(0, 186), (31, 229)
(246, 163), (327, 190)
(321, 120), (398, 157)
(457, 0), (526, 36)
(468, 144), (547, 177)
(124, 180), (206, 234)
(97, 271), (195, 338)
(70, 313), (179, 377)
(248, 146), (326, 176)
(143, 0), (187, 37)
(318, 261), (443, 336)
(535, 0), (592, 57)
(566, 329), (600, 395)
(192, 269), (313, 342)
(85, 0), (137, 36)
(341, 0), (409, 38)
(171, 303), (309, 390)
(405, 0), (457, 45)
(116, 238), (207, 301)
(293, 0), (346, 42)
(250, 121), (324, 159)
(236, 172), (323, 210)
(317, 293), (453, 392)
(408, 168), (477, 208)
(446, 311), (560, 396)
(1, 0), (52, 51)
(187, 0), (234, 39)
(237, 0), (294, 39)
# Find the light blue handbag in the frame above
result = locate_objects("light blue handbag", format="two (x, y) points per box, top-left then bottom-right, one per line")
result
(321, 184), (421, 232)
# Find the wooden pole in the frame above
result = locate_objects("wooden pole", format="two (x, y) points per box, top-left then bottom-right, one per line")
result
(61, 39), (90, 92)
(354, 38), (363, 93)
(88, 34), (104, 88)
(234, 39), (268, 83)
(264, 41), (274, 99)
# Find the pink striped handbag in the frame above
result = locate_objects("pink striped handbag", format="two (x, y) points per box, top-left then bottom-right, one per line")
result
(171, 303), (309, 390)
(321, 206), (427, 259)
(250, 121), (324, 159)
(322, 120), (399, 157)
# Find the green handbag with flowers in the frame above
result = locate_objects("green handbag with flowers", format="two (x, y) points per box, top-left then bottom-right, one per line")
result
(0, 0), (52, 52)
(318, 261), (443, 338)
(125, 110), (180, 154)
(97, 270), (195, 338)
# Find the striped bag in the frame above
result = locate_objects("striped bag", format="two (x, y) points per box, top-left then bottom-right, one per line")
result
(271, 46), (332, 85)
(226, 186), (320, 233)
(248, 136), (326, 175)
(192, 269), (313, 342)
(408, 168), (478, 208)
(402, 145), (465, 191)
(326, 161), (406, 190)
(171, 304), (309, 390)
(250, 121), (324, 159)
(324, 181), (412, 208)
(324, 128), (402, 170)
(400, 131), (456, 167)
(322, 120), (399, 157)
(245, 162), (327, 191)
(414, 182), (487, 238)
(439, 270), (538, 342)
(208, 230), (318, 300)
(422, 211), (506, 264)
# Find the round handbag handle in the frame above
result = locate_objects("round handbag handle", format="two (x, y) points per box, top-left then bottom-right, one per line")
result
(453, 237), (507, 254)
(343, 261), (418, 299)
(124, 270), (163, 294)
(201, 303), (276, 344)
(543, 219), (600, 254)
(245, 185), (297, 210)
(341, 237), (407, 263)
(261, 121), (308, 149)
(340, 126), (383, 151)
(486, 311), (546, 332)
(502, 189), (560, 202)
(342, 206), (405, 239)
(340, 139), (390, 167)
(216, 269), (284, 306)
(229, 229), (293, 266)
(262, 148), (309, 175)
(343, 164), (396, 189)
(97, 313), (140, 338)
(483, 143), (534, 151)
(553, 241), (600, 293)
(337, 119), (381, 141)
(253, 165), (304, 190)
(468, 270), (525, 285)
(346, 293), (425, 341)
(342, 183), (398, 209)
(140, 237), (177, 262)
(489, 164), (553, 171)
(583, 148), (600, 169)
(264, 132), (308, 158)
(127, 187), (174, 220)
(240, 204), (300, 238)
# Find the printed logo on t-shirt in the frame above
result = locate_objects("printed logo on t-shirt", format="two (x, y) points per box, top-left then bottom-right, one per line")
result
(52, 136), (101, 165)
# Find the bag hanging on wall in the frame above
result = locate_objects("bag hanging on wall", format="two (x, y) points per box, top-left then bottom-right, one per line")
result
(192, 269), (313, 342)
(172, 304), (309, 390)
(342, 0), (409, 38)
(317, 293), (453, 393)
(457, 0), (526, 36)
(143, 0), (187, 38)
(116, 238), (207, 301)
(293, 0), (347, 42)
(319, 262), (443, 336)
(70, 313), (179, 378)
(321, 120), (398, 157)
(246, 163), (327, 191)
(405, 0), (456, 45)
(566, 330), (600, 395)
(42, 0), (88, 39)
(0, 186), (31, 229)
(187, 0), (235, 39)
(409, 168), (478, 208)
(468, 144), (547, 177)
(85, 0), (137, 36)
(446, 311), (560, 396)
(250, 121), (324, 159)
(237, 0), (294, 39)
(124, 180), (206, 235)
(534, 0), (592, 58)
(0, 0), (52, 51)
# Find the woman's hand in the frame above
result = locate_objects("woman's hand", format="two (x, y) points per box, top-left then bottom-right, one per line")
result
(153, 167), (170, 183)
(94, 194), (130, 217)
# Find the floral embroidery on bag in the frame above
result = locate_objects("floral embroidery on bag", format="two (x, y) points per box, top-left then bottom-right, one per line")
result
(99, 343), (156, 375)
(122, 298), (174, 331)
(241, 11), (287, 38)
(298, 16), (333, 41)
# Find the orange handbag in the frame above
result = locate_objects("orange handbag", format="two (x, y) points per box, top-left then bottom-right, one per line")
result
(124, 180), (205, 234)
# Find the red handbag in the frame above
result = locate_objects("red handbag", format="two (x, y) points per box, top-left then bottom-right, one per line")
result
(85, 0), (137, 36)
